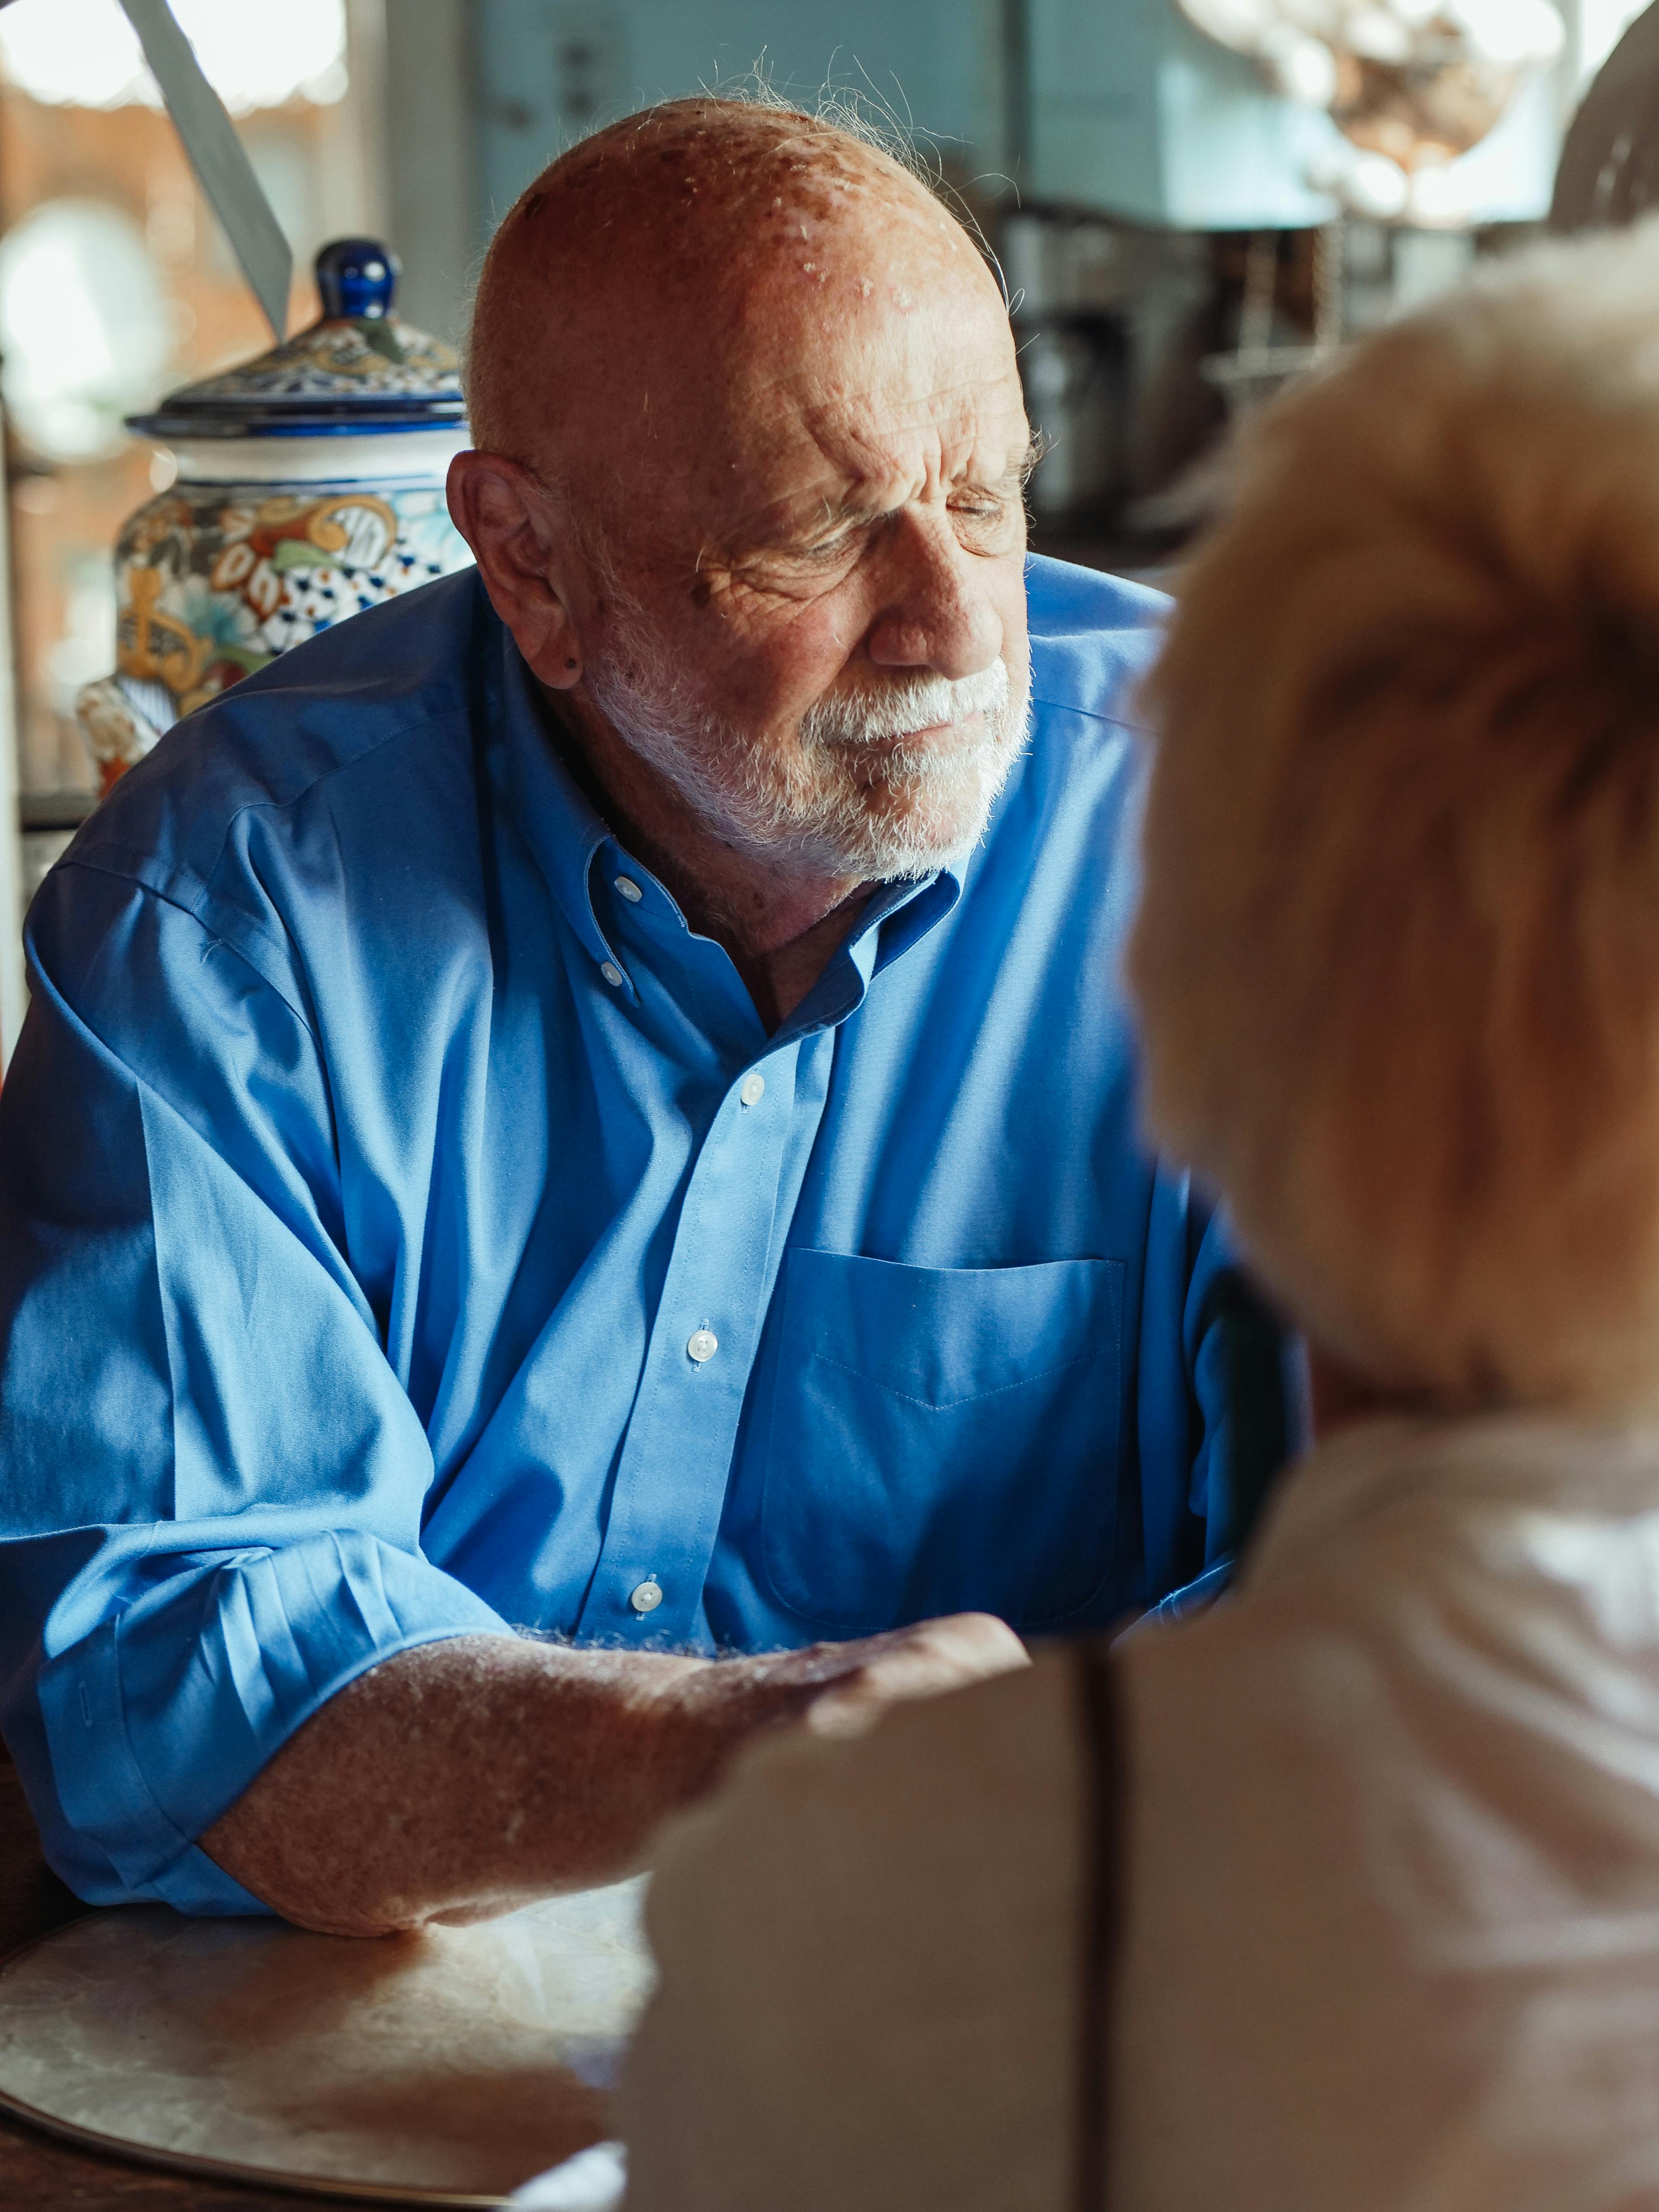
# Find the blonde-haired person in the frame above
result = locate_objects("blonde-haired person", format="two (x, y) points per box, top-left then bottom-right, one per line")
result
(609, 220), (1659, 2212)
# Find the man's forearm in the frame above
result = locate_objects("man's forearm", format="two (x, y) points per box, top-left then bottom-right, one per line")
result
(200, 1616), (1029, 1935)
(200, 1636), (740, 1936)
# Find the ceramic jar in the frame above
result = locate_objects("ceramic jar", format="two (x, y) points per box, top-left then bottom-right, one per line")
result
(77, 238), (474, 791)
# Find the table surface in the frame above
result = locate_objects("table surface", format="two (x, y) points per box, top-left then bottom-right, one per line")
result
(0, 1759), (416, 2211)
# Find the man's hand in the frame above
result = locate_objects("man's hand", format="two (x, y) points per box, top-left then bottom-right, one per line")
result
(697, 1613), (1031, 1742)
(201, 1616), (1026, 1938)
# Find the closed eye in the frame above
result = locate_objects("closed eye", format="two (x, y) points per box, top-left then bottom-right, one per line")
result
(799, 525), (866, 560)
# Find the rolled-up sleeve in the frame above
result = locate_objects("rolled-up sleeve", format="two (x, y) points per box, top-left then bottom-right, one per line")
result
(0, 860), (509, 1913)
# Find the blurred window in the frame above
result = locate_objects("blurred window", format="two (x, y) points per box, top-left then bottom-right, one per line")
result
(0, 199), (170, 461)
(0, 0), (366, 806)
(0, 0), (346, 114)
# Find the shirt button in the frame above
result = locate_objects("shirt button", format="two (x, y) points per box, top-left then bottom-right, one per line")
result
(600, 961), (624, 988)
(686, 1328), (719, 1363)
(740, 1072), (766, 1107)
(614, 876), (643, 903)
(630, 1577), (664, 1614)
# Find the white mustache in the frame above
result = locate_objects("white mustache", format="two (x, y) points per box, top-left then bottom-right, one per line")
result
(802, 660), (1012, 749)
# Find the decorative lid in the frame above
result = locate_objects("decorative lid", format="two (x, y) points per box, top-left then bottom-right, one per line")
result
(128, 238), (467, 440)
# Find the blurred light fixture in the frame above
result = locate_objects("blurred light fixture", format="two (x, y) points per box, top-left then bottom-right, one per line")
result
(0, 0), (345, 114)
(1174, 0), (1565, 222)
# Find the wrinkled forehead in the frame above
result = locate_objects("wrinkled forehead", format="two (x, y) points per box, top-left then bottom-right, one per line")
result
(707, 249), (1025, 525)
(518, 111), (1023, 531)
(656, 187), (1016, 510)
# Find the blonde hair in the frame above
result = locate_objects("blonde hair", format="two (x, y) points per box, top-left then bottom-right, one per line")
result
(1129, 220), (1659, 1414)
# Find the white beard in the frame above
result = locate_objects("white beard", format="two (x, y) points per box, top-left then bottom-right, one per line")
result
(586, 599), (1030, 881)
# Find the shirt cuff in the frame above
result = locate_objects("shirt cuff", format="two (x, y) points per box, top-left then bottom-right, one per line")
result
(36, 1530), (512, 1913)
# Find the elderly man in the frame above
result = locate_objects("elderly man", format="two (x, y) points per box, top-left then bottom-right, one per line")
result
(617, 224), (1659, 2212)
(0, 98), (1257, 1932)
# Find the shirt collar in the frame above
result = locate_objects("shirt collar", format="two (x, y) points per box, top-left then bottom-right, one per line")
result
(497, 620), (964, 1022)
(499, 626), (622, 982)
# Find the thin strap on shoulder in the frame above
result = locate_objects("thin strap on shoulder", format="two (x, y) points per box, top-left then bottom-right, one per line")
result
(1074, 1637), (1126, 2212)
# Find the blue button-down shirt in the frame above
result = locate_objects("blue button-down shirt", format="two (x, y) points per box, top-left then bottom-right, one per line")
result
(0, 555), (1241, 1915)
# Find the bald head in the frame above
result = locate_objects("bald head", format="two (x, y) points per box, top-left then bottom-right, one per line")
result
(465, 97), (1004, 491)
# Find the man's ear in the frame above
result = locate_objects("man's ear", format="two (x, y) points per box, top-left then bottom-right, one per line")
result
(446, 452), (584, 690)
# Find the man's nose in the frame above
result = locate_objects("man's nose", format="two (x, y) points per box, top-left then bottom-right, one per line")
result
(864, 511), (1003, 682)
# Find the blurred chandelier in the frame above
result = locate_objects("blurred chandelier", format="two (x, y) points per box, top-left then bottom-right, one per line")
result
(1173, 0), (1565, 221)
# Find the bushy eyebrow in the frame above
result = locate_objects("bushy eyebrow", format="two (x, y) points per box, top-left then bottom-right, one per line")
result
(1017, 430), (1052, 489)
(802, 436), (1046, 538)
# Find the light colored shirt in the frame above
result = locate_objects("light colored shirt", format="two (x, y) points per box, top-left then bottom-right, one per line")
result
(623, 1413), (1659, 2212)
(0, 556), (1244, 1916)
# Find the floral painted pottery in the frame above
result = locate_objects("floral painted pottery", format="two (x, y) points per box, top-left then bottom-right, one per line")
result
(77, 237), (474, 792)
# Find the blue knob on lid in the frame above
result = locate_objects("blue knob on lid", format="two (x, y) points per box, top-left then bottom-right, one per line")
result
(315, 238), (399, 321)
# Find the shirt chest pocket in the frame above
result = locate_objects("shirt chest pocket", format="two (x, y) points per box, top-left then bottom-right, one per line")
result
(759, 1249), (1125, 1634)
